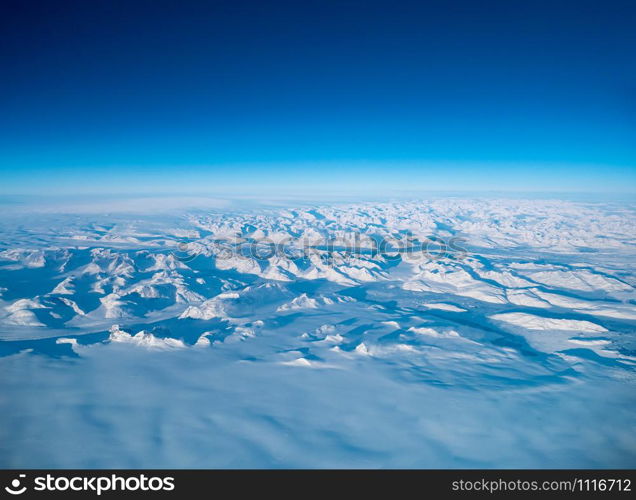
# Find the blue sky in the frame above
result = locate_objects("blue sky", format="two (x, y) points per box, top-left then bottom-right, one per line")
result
(1, 0), (635, 195)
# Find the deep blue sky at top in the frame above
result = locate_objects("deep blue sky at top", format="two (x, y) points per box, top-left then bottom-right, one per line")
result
(1, 0), (635, 195)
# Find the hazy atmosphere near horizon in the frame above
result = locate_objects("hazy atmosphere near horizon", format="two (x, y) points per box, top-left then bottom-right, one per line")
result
(1, 0), (635, 470)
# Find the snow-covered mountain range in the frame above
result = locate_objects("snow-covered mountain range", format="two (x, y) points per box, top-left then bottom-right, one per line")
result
(1, 197), (635, 467)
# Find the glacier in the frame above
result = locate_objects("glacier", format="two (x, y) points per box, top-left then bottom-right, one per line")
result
(0, 196), (635, 468)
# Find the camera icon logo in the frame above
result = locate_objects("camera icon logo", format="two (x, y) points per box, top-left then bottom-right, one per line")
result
(4, 474), (27, 495)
